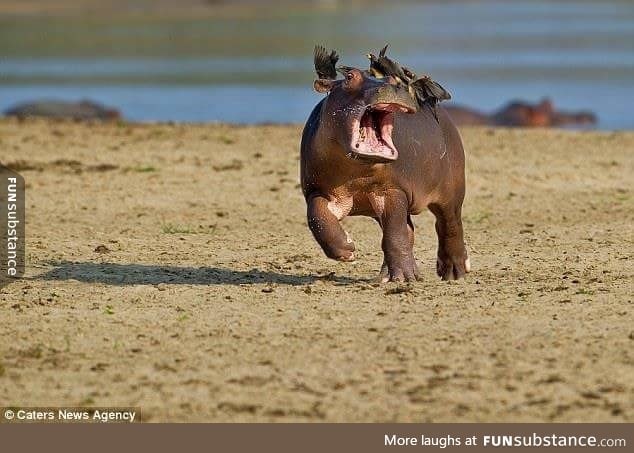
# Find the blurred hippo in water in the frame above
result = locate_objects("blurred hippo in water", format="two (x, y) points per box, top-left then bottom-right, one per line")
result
(445, 98), (596, 128)
(4, 100), (121, 121)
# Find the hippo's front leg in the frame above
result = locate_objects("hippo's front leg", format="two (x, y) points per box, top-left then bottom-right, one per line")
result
(306, 194), (355, 262)
(378, 191), (420, 282)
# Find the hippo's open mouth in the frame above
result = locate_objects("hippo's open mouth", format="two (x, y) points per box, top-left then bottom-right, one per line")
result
(349, 103), (414, 162)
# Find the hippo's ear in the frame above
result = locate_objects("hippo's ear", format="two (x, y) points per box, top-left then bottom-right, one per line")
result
(314, 45), (339, 80)
(314, 79), (336, 93)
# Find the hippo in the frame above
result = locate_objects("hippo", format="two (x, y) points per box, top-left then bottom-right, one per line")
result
(4, 100), (121, 121)
(445, 98), (596, 128)
(300, 46), (470, 282)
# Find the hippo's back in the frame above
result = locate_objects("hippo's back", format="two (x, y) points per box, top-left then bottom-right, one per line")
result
(388, 105), (466, 211)
(300, 99), (325, 152)
(300, 99), (326, 192)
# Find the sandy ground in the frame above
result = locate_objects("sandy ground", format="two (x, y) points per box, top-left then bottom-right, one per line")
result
(0, 118), (632, 422)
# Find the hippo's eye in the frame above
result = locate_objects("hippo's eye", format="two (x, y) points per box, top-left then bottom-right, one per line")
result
(346, 72), (354, 81)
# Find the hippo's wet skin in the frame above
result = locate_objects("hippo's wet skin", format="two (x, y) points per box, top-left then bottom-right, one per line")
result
(301, 47), (470, 282)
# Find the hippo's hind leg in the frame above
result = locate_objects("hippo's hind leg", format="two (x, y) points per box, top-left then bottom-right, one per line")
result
(377, 191), (420, 282)
(306, 194), (355, 262)
(429, 202), (470, 280)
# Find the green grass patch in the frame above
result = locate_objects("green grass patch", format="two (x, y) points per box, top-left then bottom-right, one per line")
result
(132, 165), (157, 173)
(217, 135), (236, 145)
(161, 223), (217, 234)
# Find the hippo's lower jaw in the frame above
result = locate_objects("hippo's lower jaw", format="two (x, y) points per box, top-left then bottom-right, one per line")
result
(348, 103), (414, 163)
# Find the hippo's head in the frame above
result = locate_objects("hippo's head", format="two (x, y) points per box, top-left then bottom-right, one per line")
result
(494, 99), (553, 127)
(532, 98), (597, 127)
(550, 104), (597, 127)
(494, 98), (597, 128)
(312, 46), (417, 162)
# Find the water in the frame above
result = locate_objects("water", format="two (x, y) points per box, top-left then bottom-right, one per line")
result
(1, 0), (632, 128)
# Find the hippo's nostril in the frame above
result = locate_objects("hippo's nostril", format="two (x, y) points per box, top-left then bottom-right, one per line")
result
(355, 143), (360, 148)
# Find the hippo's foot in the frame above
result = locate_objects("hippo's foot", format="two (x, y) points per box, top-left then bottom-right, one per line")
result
(326, 242), (355, 262)
(307, 195), (356, 262)
(378, 256), (420, 283)
(329, 230), (355, 262)
(436, 253), (470, 281)
(336, 249), (355, 262)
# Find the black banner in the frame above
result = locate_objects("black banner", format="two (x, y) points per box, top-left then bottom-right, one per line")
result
(0, 423), (631, 453)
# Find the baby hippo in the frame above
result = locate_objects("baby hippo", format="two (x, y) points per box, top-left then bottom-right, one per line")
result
(300, 47), (470, 281)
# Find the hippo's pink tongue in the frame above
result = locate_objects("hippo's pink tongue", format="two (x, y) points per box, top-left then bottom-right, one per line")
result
(351, 99), (416, 162)
(354, 107), (399, 160)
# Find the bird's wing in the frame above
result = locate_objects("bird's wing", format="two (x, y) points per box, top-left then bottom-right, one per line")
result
(412, 76), (452, 101)
(314, 45), (339, 80)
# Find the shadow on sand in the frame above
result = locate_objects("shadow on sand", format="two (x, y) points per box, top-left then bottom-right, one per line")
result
(37, 261), (364, 286)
